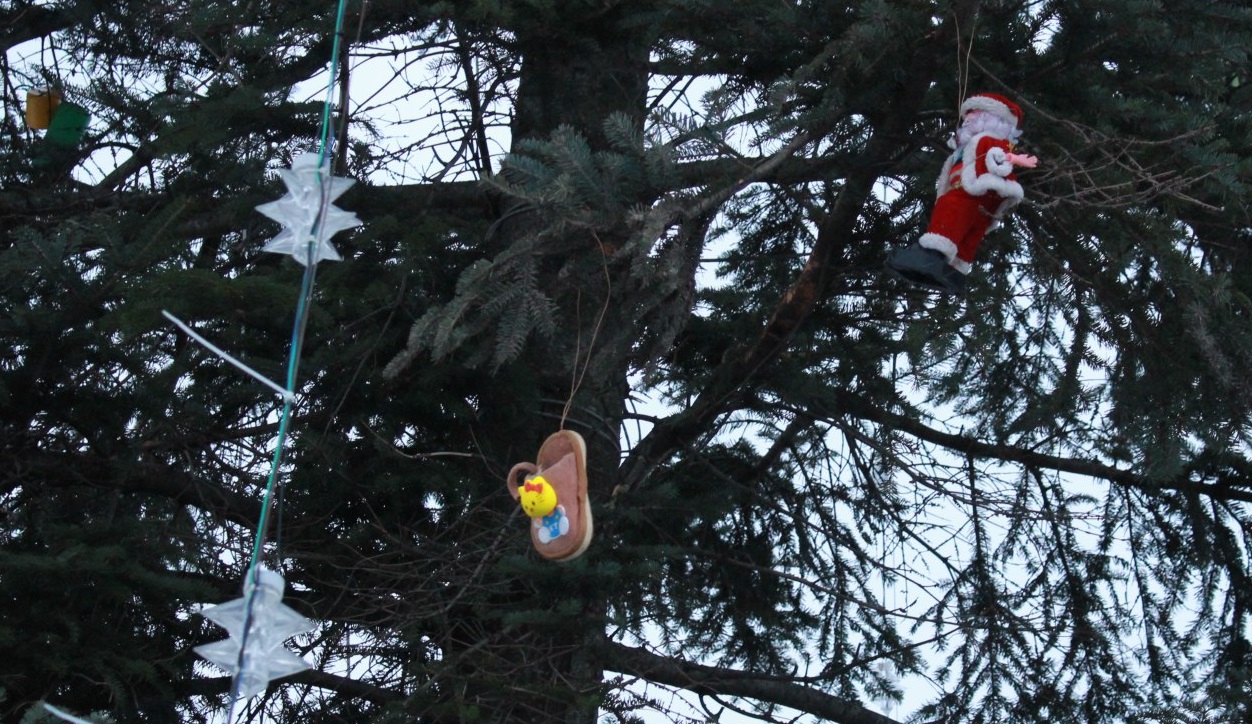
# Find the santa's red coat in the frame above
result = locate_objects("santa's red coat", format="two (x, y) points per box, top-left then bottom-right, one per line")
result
(917, 132), (1024, 272)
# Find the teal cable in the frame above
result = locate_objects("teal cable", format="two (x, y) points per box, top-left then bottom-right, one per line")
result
(316, 0), (351, 165)
(244, 0), (349, 578)
(225, 0), (352, 715)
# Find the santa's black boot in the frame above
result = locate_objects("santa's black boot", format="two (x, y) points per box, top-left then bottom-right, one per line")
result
(939, 262), (968, 296)
(886, 245), (949, 288)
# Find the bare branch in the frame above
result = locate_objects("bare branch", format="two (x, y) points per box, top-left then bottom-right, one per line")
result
(604, 642), (903, 724)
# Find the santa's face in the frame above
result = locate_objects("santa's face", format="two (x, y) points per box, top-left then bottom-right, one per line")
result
(956, 109), (1017, 146)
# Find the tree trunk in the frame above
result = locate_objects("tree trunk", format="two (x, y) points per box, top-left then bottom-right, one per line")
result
(438, 12), (649, 723)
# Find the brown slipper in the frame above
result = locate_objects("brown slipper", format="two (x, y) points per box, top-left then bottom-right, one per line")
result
(507, 430), (593, 561)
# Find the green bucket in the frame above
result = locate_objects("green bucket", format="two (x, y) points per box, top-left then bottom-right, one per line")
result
(45, 102), (90, 147)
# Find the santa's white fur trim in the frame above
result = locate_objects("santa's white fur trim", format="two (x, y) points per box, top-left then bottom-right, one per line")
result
(951, 257), (972, 274)
(935, 155), (957, 196)
(992, 197), (1020, 220)
(984, 145), (1014, 176)
(918, 233), (957, 261)
(960, 95), (1021, 128)
(959, 133), (1025, 202)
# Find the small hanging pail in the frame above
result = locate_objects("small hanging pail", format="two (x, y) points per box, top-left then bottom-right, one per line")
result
(25, 89), (62, 129)
(45, 102), (90, 147)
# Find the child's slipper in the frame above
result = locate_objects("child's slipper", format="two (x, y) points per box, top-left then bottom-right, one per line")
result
(507, 430), (593, 561)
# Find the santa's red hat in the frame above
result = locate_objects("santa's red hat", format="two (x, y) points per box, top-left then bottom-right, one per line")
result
(960, 93), (1023, 128)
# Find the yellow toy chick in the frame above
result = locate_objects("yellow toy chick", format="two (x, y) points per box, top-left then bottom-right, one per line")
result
(518, 475), (557, 518)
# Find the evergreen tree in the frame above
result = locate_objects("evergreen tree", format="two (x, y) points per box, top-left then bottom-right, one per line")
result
(2, 1), (1251, 722)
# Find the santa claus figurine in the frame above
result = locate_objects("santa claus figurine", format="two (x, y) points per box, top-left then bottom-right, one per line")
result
(886, 93), (1037, 294)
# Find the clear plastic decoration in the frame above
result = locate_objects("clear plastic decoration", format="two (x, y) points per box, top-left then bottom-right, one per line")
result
(255, 152), (361, 265)
(873, 659), (902, 718)
(195, 567), (314, 700)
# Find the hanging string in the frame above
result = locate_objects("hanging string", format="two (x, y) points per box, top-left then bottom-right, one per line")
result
(954, 11), (977, 118)
(559, 235), (612, 430)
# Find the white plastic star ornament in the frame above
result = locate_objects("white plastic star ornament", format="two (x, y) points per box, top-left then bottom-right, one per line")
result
(255, 152), (361, 265)
(195, 567), (315, 700)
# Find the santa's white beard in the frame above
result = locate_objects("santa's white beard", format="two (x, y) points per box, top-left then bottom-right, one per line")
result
(955, 110), (1022, 146)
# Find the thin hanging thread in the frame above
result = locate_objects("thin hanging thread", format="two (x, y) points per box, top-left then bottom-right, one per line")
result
(224, 0), (355, 716)
(954, 12), (977, 117)
(560, 235), (613, 429)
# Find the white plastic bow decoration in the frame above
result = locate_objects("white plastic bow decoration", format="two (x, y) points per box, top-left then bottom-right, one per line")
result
(195, 567), (315, 699)
(255, 152), (361, 265)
